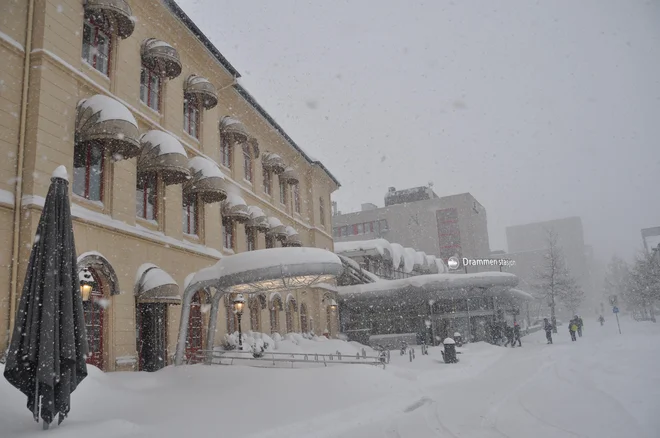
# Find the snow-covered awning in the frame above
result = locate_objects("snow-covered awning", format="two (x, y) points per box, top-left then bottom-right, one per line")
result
(141, 38), (181, 79)
(414, 251), (429, 271)
(186, 247), (343, 296)
(222, 194), (250, 222)
(435, 258), (448, 274)
(338, 271), (521, 301)
(426, 255), (438, 274)
(75, 94), (140, 159)
(175, 247), (344, 365)
(261, 152), (286, 174)
(184, 74), (218, 110)
(335, 239), (393, 261)
(247, 137), (260, 159)
(389, 243), (404, 271)
(266, 216), (288, 240)
(219, 116), (249, 144)
(284, 226), (302, 247)
(183, 156), (228, 203)
(269, 292), (283, 309)
(138, 130), (190, 185)
(135, 263), (181, 303)
(246, 205), (269, 232)
(279, 167), (299, 185)
(84, 0), (135, 39)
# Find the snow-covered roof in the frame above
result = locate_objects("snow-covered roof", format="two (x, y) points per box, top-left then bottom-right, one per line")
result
(222, 194), (249, 221)
(186, 247), (343, 295)
(334, 239), (393, 260)
(337, 254), (381, 283)
(338, 271), (520, 299)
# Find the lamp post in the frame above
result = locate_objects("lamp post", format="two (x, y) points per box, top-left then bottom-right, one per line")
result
(233, 294), (245, 348)
(79, 268), (95, 302)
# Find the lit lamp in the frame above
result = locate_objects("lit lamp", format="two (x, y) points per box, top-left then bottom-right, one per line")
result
(233, 294), (245, 348)
(79, 268), (95, 302)
(328, 299), (338, 311)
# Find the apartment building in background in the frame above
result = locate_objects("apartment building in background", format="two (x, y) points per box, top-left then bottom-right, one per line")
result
(332, 186), (491, 270)
(0, 0), (340, 372)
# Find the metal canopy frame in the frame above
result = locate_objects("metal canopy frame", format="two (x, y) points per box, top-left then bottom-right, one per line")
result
(175, 257), (342, 365)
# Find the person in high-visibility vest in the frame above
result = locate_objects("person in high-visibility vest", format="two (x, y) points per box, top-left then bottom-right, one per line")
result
(569, 317), (578, 341)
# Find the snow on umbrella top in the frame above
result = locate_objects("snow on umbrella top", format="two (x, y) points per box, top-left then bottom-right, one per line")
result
(3, 165), (88, 427)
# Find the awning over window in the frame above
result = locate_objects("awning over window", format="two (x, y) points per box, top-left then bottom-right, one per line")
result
(219, 116), (249, 144)
(266, 216), (288, 240)
(280, 167), (299, 185)
(246, 205), (269, 232)
(284, 226), (302, 247)
(141, 38), (182, 79)
(222, 194), (250, 222)
(183, 156), (228, 203)
(247, 137), (260, 159)
(262, 152), (286, 174)
(426, 255), (438, 274)
(76, 94), (140, 159)
(84, 0), (135, 39)
(184, 74), (218, 110)
(138, 130), (190, 185)
(135, 263), (181, 304)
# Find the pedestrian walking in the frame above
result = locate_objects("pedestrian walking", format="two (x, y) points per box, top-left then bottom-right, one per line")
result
(544, 318), (553, 344)
(598, 315), (604, 326)
(577, 315), (584, 337)
(569, 318), (578, 341)
(513, 322), (522, 347)
(503, 324), (514, 347)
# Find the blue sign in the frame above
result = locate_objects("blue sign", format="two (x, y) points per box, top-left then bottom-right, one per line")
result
(613, 306), (619, 314)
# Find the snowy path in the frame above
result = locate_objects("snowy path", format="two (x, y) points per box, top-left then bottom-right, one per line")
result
(1, 321), (659, 437)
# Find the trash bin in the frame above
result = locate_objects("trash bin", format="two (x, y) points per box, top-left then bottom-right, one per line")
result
(454, 331), (463, 347)
(443, 337), (457, 363)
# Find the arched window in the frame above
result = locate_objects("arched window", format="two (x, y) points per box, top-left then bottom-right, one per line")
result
(182, 195), (198, 235)
(80, 268), (106, 369)
(285, 298), (297, 333)
(220, 137), (232, 168)
(82, 12), (112, 75)
(249, 297), (261, 331)
(183, 96), (201, 138)
(242, 143), (253, 182)
(270, 295), (283, 334)
(300, 303), (308, 333)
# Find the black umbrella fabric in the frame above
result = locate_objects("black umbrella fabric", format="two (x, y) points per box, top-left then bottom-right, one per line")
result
(4, 165), (88, 427)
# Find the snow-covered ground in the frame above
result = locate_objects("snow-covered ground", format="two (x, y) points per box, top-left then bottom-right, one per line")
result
(2, 321), (659, 437)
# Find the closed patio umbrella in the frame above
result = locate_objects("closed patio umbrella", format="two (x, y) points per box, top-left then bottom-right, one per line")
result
(3, 165), (88, 428)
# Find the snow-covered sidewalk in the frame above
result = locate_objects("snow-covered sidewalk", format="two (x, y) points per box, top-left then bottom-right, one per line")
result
(2, 321), (659, 438)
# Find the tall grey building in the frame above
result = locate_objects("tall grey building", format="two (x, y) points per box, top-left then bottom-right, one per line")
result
(504, 217), (592, 313)
(332, 186), (491, 270)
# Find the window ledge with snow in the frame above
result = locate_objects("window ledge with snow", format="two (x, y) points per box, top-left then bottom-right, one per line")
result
(81, 59), (110, 83)
(72, 194), (104, 212)
(136, 217), (159, 231)
(139, 100), (162, 119)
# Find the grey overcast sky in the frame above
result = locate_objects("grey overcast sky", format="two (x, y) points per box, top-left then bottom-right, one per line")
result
(176, 0), (660, 261)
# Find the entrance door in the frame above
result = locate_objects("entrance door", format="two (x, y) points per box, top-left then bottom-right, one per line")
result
(186, 292), (204, 363)
(83, 273), (104, 370)
(137, 303), (168, 372)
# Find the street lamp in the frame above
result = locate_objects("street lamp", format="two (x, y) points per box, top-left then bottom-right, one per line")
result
(233, 294), (245, 348)
(79, 268), (95, 302)
(328, 299), (338, 311)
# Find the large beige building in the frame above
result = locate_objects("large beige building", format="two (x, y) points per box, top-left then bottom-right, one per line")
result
(0, 0), (340, 372)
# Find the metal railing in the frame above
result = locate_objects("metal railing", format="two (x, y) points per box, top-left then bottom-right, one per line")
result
(191, 349), (389, 368)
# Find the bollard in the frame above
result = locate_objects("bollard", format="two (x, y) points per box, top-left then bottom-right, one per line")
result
(409, 349), (413, 362)
(387, 350), (391, 363)
(412, 348), (415, 359)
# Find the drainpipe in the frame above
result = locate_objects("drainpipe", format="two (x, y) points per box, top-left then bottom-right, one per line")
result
(8, 0), (36, 341)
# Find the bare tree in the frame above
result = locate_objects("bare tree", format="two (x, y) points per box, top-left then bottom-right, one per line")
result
(533, 228), (583, 332)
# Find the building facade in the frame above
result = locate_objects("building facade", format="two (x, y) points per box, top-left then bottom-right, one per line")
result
(0, 0), (340, 372)
(332, 187), (491, 271)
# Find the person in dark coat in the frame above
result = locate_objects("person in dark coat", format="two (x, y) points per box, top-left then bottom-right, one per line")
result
(569, 318), (578, 341)
(544, 318), (553, 344)
(598, 315), (605, 326)
(503, 324), (514, 347)
(513, 322), (522, 347)
(577, 315), (584, 337)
